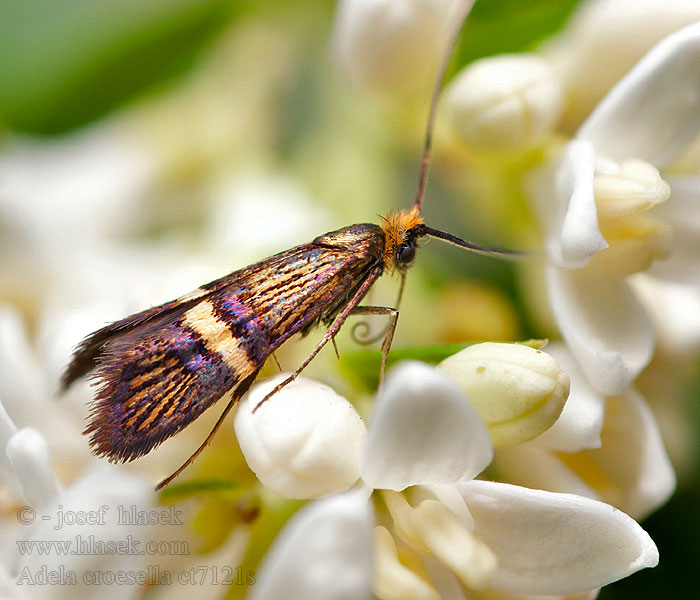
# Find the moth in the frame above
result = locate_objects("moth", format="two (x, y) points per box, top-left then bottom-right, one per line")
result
(62, 3), (516, 490)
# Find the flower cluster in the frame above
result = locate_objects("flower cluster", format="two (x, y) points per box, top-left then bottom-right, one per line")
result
(236, 351), (658, 599)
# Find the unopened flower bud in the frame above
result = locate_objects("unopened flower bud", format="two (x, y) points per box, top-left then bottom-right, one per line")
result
(444, 54), (563, 151)
(235, 375), (367, 499)
(332, 0), (463, 93)
(438, 343), (570, 446)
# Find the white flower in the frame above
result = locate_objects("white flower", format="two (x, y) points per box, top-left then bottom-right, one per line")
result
(0, 389), (156, 600)
(234, 375), (367, 499)
(444, 53), (564, 151)
(0, 305), (229, 600)
(332, 0), (472, 93)
(246, 362), (658, 597)
(534, 22), (700, 395)
(0, 305), (89, 468)
(205, 173), (331, 262)
(235, 343), (570, 498)
(545, 0), (700, 126)
(0, 124), (155, 254)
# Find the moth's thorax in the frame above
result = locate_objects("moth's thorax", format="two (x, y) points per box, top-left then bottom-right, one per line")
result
(312, 223), (385, 258)
(380, 207), (424, 271)
(312, 223), (383, 250)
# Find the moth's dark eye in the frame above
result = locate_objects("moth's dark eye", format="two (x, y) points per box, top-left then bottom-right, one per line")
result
(396, 242), (416, 266)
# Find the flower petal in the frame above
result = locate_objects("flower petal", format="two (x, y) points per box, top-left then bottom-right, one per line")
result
(648, 175), (700, 283)
(493, 444), (600, 502)
(0, 305), (47, 426)
(531, 343), (605, 452)
(458, 481), (658, 595)
(577, 388), (676, 520)
(548, 140), (608, 268)
(633, 275), (700, 352)
(417, 484), (474, 530)
(235, 374), (366, 499)
(6, 427), (60, 507)
(546, 265), (654, 395)
(577, 22), (700, 168)
(361, 362), (492, 490)
(421, 558), (468, 600)
(0, 304), (89, 467)
(17, 466), (152, 600)
(249, 490), (373, 600)
(594, 159), (670, 218)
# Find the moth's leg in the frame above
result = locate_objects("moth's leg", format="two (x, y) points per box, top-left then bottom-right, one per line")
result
(349, 305), (399, 394)
(351, 272), (406, 346)
(155, 392), (238, 491)
(253, 265), (384, 411)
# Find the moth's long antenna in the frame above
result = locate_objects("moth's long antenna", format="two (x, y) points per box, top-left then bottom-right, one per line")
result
(422, 225), (524, 260)
(413, 0), (474, 214)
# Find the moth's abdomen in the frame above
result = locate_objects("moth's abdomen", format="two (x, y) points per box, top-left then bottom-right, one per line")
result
(86, 300), (262, 462)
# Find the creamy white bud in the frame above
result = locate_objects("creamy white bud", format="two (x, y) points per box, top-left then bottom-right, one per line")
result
(445, 53), (563, 151)
(332, 0), (465, 93)
(234, 375), (367, 499)
(438, 343), (570, 446)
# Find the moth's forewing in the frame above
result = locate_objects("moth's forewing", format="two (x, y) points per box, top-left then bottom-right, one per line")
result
(66, 224), (386, 463)
(85, 304), (257, 462)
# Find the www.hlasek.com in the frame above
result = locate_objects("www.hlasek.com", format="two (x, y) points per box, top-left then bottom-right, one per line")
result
(17, 534), (189, 557)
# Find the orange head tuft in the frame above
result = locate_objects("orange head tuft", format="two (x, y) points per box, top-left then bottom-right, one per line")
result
(379, 207), (425, 272)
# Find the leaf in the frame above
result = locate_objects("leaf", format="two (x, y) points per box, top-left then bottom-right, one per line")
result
(0, 0), (238, 134)
(158, 477), (240, 503)
(453, 0), (580, 69)
(339, 343), (470, 391)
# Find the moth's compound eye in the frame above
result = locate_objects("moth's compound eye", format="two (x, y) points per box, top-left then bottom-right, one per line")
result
(396, 242), (416, 266)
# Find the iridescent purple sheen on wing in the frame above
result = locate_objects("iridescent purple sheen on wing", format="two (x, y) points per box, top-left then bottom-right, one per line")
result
(85, 318), (246, 462)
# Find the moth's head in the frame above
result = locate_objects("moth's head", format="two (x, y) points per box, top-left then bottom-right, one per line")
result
(380, 207), (521, 272)
(380, 207), (426, 272)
